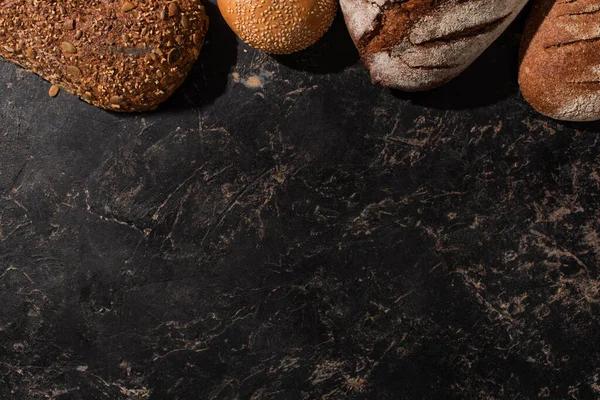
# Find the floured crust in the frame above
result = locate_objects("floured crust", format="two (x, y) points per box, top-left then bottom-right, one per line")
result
(340, 0), (528, 91)
(519, 0), (600, 121)
(0, 0), (209, 112)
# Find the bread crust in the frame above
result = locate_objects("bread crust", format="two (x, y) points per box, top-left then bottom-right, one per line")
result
(218, 0), (337, 54)
(340, 0), (528, 91)
(519, 0), (600, 121)
(0, 0), (209, 112)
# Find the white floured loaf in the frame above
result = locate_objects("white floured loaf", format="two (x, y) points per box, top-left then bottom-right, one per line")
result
(340, 0), (529, 91)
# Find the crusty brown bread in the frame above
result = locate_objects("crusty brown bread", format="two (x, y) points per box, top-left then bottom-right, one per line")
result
(519, 0), (600, 121)
(0, 0), (208, 112)
(340, 0), (528, 91)
(218, 0), (337, 54)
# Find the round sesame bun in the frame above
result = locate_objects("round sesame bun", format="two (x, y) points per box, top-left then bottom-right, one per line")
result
(218, 0), (338, 55)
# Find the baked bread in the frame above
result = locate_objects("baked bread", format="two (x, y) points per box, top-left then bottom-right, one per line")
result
(340, 0), (528, 91)
(218, 0), (337, 54)
(0, 0), (209, 112)
(519, 0), (600, 121)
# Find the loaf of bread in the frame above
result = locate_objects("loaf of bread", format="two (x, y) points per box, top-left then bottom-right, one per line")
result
(519, 0), (600, 121)
(340, 0), (528, 91)
(218, 0), (337, 54)
(0, 0), (208, 112)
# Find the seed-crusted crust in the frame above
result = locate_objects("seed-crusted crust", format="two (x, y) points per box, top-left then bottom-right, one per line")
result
(340, 0), (528, 91)
(218, 0), (338, 55)
(0, 0), (209, 112)
(519, 0), (600, 121)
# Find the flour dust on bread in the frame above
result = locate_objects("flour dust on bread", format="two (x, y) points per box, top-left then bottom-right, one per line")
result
(0, 0), (208, 112)
(340, 0), (529, 91)
(519, 0), (600, 122)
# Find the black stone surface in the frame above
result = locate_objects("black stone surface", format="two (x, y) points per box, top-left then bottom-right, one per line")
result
(2, 3), (600, 399)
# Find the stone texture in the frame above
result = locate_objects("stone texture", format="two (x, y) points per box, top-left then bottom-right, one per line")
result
(1, 4), (600, 399)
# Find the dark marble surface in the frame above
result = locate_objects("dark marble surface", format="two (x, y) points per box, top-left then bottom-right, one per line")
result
(2, 2), (600, 399)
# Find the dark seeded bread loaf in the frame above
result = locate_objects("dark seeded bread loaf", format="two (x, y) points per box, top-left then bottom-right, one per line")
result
(0, 0), (208, 112)
(519, 0), (600, 121)
(340, 0), (528, 91)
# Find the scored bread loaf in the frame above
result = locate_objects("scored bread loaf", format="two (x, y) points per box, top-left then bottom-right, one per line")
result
(340, 0), (529, 91)
(519, 0), (600, 121)
(0, 0), (208, 112)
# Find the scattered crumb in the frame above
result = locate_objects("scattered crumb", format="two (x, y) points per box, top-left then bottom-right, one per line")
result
(49, 85), (60, 97)
(231, 70), (274, 90)
(246, 76), (262, 88)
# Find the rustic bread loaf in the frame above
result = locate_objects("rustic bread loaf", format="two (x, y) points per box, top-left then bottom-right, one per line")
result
(519, 0), (600, 121)
(340, 0), (528, 91)
(218, 0), (338, 54)
(0, 0), (208, 112)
